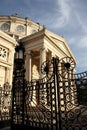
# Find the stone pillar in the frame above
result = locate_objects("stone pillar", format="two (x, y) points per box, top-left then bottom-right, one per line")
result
(8, 49), (15, 85)
(6, 68), (9, 82)
(0, 66), (5, 87)
(9, 66), (14, 86)
(25, 51), (32, 81)
(40, 47), (46, 78)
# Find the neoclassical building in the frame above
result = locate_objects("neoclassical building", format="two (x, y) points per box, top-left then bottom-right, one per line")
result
(0, 14), (43, 40)
(0, 14), (76, 86)
(21, 29), (76, 81)
(0, 30), (17, 86)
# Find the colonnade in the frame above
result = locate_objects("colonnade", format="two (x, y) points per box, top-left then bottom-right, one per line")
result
(25, 47), (55, 81)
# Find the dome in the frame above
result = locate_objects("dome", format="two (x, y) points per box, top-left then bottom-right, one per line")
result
(0, 15), (43, 40)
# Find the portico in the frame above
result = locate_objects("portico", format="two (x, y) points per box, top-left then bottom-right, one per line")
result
(21, 29), (76, 81)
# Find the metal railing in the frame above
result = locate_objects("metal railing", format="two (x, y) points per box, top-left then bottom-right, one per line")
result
(0, 82), (12, 129)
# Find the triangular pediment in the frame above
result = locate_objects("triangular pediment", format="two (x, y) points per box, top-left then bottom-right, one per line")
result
(50, 36), (72, 56)
(21, 29), (76, 63)
(44, 30), (76, 62)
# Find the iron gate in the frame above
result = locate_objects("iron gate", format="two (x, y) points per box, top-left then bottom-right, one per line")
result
(11, 57), (87, 130)
(0, 82), (11, 129)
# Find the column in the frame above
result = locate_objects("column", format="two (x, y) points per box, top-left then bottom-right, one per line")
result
(9, 49), (15, 86)
(40, 47), (46, 78)
(0, 66), (5, 87)
(25, 51), (32, 81)
(5, 67), (9, 82)
(40, 47), (47, 106)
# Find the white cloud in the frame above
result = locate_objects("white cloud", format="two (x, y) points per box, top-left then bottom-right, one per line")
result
(32, 0), (73, 29)
(75, 13), (87, 34)
(54, 0), (73, 28)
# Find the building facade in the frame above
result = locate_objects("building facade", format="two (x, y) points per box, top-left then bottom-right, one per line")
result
(0, 14), (43, 40)
(21, 29), (76, 81)
(0, 14), (76, 86)
(0, 30), (17, 87)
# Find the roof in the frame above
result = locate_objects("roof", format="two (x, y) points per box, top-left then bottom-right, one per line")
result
(20, 28), (76, 63)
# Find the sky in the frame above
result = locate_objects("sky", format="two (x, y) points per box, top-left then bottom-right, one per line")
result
(0, 0), (87, 73)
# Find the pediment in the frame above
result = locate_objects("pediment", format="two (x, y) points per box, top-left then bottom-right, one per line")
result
(45, 31), (76, 62)
(50, 36), (71, 55)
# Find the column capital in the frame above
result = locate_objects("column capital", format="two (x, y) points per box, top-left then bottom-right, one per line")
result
(39, 47), (46, 53)
(25, 51), (32, 58)
(25, 50), (31, 55)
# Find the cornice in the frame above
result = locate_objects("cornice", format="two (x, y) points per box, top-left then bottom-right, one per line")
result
(20, 28), (76, 63)
(20, 29), (45, 43)
(0, 59), (12, 67)
(0, 30), (17, 47)
(44, 30), (76, 63)
(0, 15), (43, 29)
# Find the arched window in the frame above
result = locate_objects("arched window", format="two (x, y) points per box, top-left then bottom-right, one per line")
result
(0, 23), (10, 31)
(16, 25), (25, 33)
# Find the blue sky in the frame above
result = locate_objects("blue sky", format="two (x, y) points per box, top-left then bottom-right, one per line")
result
(0, 0), (87, 73)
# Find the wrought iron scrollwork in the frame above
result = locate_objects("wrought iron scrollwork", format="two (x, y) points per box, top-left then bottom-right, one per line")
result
(75, 71), (87, 106)
(0, 82), (11, 121)
(41, 58), (54, 80)
(58, 57), (76, 79)
(11, 56), (87, 130)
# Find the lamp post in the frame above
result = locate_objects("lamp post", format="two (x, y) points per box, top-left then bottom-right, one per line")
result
(11, 42), (25, 130)
(14, 42), (25, 68)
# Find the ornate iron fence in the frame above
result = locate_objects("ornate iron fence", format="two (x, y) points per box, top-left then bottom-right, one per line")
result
(4, 57), (87, 130)
(0, 82), (11, 128)
(75, 71), (87, 106)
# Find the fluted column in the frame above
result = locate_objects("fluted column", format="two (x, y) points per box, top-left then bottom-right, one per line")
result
(9, 49), (15, 85)
(40, 47), (46, 78)
(25, 51), (32, 81)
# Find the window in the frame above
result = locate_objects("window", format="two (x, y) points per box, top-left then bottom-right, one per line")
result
(0, 23), (10, 31)
(0, 46), (8, 61)
(16, 25), (25, 33)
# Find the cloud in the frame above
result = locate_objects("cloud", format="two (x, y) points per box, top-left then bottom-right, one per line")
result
(27, 0), (73, 30)
(76, 13), (87, 34)
(42, 0), (76, 30)
(68, 33), (87, 73)
(79, 37), (87, 48)
(56, 0), (71, 28)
